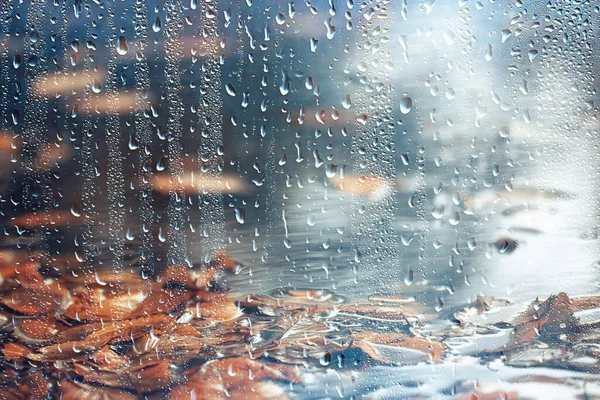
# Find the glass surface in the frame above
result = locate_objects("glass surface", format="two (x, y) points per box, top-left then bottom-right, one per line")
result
(1, 0), (599, 399)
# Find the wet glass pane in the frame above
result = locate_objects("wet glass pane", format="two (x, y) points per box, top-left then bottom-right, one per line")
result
(1, 0), (599, 398)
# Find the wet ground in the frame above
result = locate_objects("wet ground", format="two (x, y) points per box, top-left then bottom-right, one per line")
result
(2, 130), (600, 399)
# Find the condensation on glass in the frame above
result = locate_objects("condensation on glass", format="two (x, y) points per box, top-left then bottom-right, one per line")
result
(0, 0), (599, 399)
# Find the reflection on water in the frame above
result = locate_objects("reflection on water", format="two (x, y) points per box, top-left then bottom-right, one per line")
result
(0, 0), (599, 398)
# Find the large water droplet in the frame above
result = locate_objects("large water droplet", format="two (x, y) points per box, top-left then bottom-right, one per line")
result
(117, 36), (129, 56)
(400, 97), (413, 114)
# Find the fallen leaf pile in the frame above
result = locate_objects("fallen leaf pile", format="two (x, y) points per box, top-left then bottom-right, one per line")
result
(1, 205), (599, 399)
(449, 292), (600, 374)
(0, 248), (441, 399)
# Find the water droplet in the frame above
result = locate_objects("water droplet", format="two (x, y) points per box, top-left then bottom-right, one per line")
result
(235, 207), (245, 224)
(156, 157), (166, 172)
(279, 71), (290, 96)
(342, 95), (352, 109)
(117, 36), (129, 56)
(319, 352), (332, 366)
(528, 49), (538, 62)
(484, 43), (493, 61)
(70, 205), (81, 217)
(92, 79), (102, 93)
(225, 83), (237, 96)
(449, 212), (460, 226)
(400, 97), (413, 114)
(432, 204), (445, 219)
(152, 16), (162, 32)
(324, 18), (336, 40)
(310, 37), (319, 52)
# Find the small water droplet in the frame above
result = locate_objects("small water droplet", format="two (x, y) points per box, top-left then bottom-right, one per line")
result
(152, 16), (162, 32)
(235, 207), (245, 224)
(225, 83), (237, 96)
(342, 95), (352, 109)
(92, 79), (102, 93)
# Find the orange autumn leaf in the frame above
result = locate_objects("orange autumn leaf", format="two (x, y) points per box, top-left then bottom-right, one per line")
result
(0, 261), (43, 286)
(1, 372), (51, 400)
(2, 343), (31, 362)
(28, 315), (176, 362)
(192, 296), (242, 322)
(457, 391), (519, 400)
(14, 317), (63, 343)
(58, 381), (137, 400)
(63, 288), (147, 322)
(353, 332), (444, 364)
(132, 266), (193, 317)
(90, 345), (130, 369)
(168, 358), (301, 400)
(73, 360), (172, 393)
(507, 292), (577, 351)
(0, 284), (66, 316)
